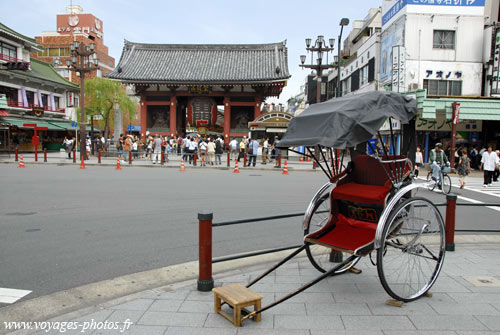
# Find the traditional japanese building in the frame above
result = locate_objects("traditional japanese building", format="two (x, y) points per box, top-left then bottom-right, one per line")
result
(107, 40), (290, 144)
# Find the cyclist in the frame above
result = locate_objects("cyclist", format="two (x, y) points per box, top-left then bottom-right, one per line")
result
(429, 142), (450, 189)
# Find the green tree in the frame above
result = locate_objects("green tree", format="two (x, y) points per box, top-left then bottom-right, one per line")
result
(82, 77), (136, 139)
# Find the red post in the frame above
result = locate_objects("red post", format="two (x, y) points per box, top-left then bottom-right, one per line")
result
(98, 150), (101, 164)
(227, 152), (230, 167)
(244, 153), (247, 167)
(198, 211), (214, 292)
(129, 151), (132, 165)
(43, 148), (47, 162)
(15, 149), (18, 162)
(194, 152), (197, 166)
(445, 194), (457, 251)
(161, 152), (165, 165)
(313, 160), (317, 169)
(278, 154), (282, 168)
(34, 147), (38, 162)
(72, 149), (76, 163)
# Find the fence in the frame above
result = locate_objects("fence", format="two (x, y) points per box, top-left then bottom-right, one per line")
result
(197, 196), (500, 291)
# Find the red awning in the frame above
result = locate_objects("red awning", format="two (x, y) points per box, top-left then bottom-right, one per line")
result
(0, 110), (10, 117)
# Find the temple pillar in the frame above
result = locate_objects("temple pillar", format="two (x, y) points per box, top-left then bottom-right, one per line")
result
(254, 96), (262, 120)
(170, 95), (177, 137)
(224, 96), (231, 145)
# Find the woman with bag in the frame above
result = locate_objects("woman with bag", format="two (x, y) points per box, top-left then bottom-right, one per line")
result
(457, 149), (471, 189)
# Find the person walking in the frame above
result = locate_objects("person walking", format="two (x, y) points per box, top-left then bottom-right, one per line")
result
(116, 134), (124, 162)
(414, 145), (424, 178)
(229, 137), (238, 160)
(199, 139), (208, 166)
(457, 149), (471, 189)
(123, 135), (132, 162)
(215, 136), (223, 165)
(273, 136), (281, 168)
(207, 138), (216, 165)
(247, 138), (259, 167)
(152, 134), (162, 164)
(480, 146), (499, 187)
(188, 137), (198, 165)
(262, 137), (269, 164)
(494, 150), (500, 182)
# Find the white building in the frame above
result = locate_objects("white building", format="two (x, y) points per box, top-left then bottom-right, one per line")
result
(381, 0), (485, 95)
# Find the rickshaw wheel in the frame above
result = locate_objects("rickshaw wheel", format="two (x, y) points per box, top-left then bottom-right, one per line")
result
(377, 197), (445, 302)
(304, 183), (360, 274)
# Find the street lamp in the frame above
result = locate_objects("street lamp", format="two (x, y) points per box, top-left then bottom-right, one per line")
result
(66, 42), (99, 160)
(299, 35), (335, 104)
(337, 18), (350, 98)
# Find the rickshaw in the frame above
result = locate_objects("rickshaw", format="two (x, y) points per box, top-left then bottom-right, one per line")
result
(214, 91), (446, 324)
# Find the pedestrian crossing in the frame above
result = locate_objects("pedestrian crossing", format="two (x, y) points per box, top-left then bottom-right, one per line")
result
(449, 176), (500, 198)
(0, 287), (31, 304)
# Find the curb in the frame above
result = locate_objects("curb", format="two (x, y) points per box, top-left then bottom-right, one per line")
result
(1, 234), (499, 332)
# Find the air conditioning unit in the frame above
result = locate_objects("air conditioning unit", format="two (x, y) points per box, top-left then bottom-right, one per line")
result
(408, 83), (419, 91)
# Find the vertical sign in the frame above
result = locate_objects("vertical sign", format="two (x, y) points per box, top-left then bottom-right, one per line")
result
(392, 45), (406, 92)
(492, 28), (500, 95)
(452, 103), (460, 125)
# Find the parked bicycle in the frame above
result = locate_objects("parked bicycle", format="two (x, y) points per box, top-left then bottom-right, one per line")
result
(426, 164), (452, 194)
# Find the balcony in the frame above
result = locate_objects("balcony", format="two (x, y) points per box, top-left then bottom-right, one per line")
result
(0, 54), (30, 69)
(6, 99), (65, 114)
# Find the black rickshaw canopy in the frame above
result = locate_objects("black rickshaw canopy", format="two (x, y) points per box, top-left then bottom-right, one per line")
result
(277, 91), (417, 149)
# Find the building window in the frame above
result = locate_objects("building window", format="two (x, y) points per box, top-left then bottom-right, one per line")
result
(0, 41), (17, 60)
(433, 30), (455, 49)
(423, 79), (462, 96)
(60, 48), (70, 56)
(343, 77), (351, 95)
(360, 65), (369, 86)
(49, 48), (59, 57)
(55, 68), (70, 78)
(54, 96), (60, 109)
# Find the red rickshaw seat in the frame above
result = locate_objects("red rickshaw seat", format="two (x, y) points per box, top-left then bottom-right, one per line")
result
(305, 213), (377, 253)
(332, 182), (391, 205)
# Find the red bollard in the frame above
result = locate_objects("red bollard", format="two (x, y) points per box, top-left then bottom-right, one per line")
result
(43, 148), (47, 162)
(98, 150), (101, 164)
(445, 194), (457, 252)
(15, 149), (18, 162)
(278, 154), (282, 168)
(244, 153), (247, 167)
(34, 147), (38, 162)
(194, 152), (197, 166)
(198, 211), (214, 291)
(227, 152), (230, 167)
(161, 152), (165, 165)
(72, 149), (76, 163)
(313, 160), (317, 169)
(129, 151), (132, 165)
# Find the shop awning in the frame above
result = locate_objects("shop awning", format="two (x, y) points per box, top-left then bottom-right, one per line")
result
(48, 121), (73, 130)
(0, 118), (66, 130)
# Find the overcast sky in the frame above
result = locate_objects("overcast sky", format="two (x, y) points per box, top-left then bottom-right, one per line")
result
(2, 0), (378, 105)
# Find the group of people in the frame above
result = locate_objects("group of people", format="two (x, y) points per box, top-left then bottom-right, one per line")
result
(420, 142), (500, 189)
(229, 136), (281, 167)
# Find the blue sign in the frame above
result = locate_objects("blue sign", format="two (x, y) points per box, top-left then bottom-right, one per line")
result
(71, 121), (78, 128)
(297, 146), (305, 154)
(128, 125), (141, 132)
(383, 0), (485, 26)
(367, 139), (378, 155)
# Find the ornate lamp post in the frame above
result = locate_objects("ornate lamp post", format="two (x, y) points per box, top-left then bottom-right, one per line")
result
(337, 18), (350, 98)
(299, 35), (335, 104)
(66, 41), (98, 159)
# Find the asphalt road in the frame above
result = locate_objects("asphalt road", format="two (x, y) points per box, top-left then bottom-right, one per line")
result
(0, 164), (499, 303)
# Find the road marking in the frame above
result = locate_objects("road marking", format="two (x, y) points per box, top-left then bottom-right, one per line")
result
(0, 287), (32, 304)
(457, 195), (500, 212)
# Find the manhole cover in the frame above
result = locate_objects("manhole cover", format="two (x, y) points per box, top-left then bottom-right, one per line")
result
(5, 212), (36, 216)
(25, 228), (41, 233)
(463, 276), (500, 287)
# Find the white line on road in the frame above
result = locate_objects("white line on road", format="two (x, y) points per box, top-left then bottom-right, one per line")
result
(457, 195), (500, 212)
(0, 287), (32, 304)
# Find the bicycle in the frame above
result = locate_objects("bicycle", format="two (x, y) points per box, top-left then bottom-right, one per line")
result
(426, 164), (452, 194)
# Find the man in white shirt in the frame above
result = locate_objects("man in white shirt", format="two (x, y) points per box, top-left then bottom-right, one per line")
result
(229, 138), (238, 160)
(188, 137), (198, 165)
(481, 146), (500, 187)
(262, 137), (269, 164)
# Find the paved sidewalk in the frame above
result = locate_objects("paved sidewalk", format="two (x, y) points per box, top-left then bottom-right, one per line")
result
(5, 240), (500, 335)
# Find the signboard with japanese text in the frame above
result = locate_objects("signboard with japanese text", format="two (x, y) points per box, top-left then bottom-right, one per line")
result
(392, 45), (406, 92)
(383, 0), (485, 27)
(380, 16), (405, 83)
(416, 110), (482, 132)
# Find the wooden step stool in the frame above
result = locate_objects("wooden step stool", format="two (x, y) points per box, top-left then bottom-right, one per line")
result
(213, 284), (263, 327)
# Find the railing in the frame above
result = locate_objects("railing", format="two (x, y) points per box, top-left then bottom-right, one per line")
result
(0, 54), (27, 63)
(6, 99), (65, 113)
(197, 196), (500, 291)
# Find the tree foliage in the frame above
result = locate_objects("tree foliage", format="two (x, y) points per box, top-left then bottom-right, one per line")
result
(82, 77), (136, 138)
